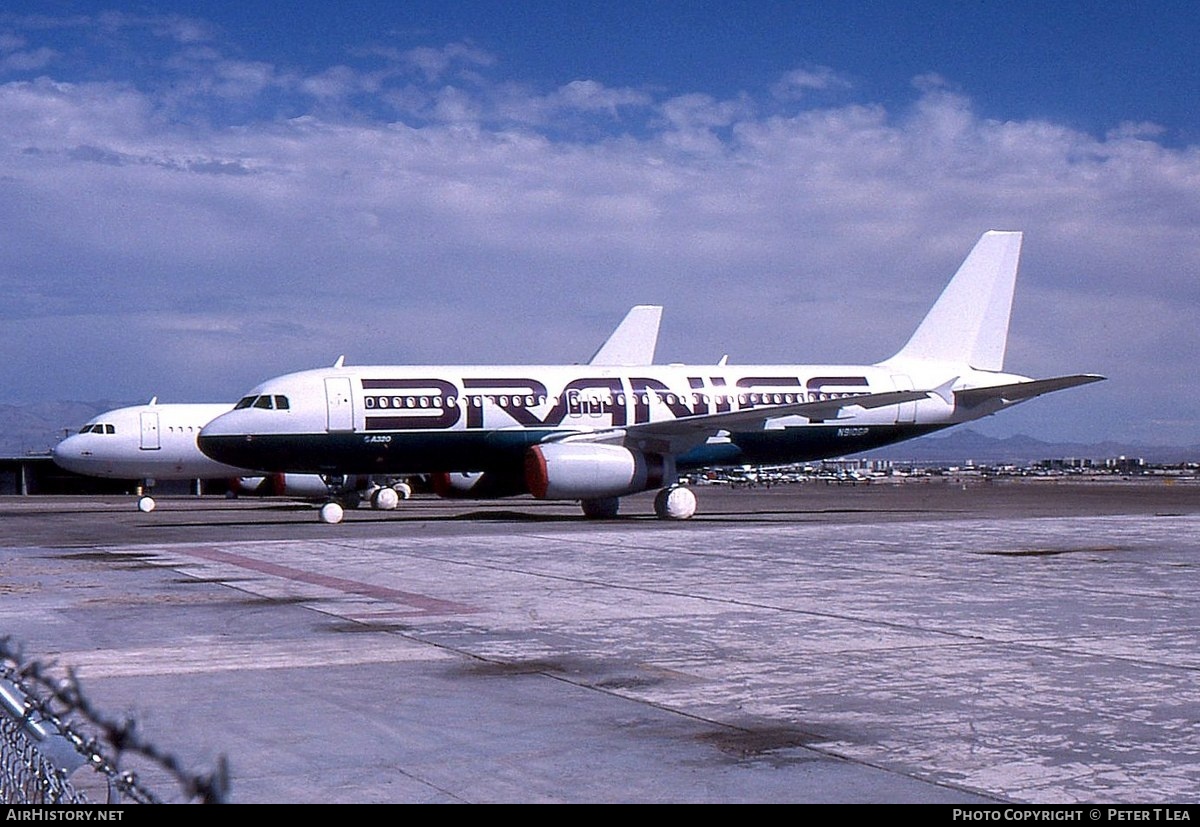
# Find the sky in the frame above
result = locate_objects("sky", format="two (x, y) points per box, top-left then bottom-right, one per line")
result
(2, 1), (1198, 446)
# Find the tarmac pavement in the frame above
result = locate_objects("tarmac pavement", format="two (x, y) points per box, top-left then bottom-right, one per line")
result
(1, 478), (1197, 804)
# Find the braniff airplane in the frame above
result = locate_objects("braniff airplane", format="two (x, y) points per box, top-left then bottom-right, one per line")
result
(197, 231), (1105, 524)
(50, 306), (666, 513)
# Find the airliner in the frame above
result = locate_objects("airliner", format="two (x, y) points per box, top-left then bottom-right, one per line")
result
(51, 305), (664, 513)
(49, 399), (409, 512)
(198, 232), (1104, 523)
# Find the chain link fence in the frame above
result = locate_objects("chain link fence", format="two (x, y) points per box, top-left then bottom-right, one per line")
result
(1, 637), (228, 804)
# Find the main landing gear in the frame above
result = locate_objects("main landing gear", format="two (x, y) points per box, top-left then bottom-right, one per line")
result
(580, 485), (697, 521)
(653, 485), (697, 520)
(317, 480), (413, 524)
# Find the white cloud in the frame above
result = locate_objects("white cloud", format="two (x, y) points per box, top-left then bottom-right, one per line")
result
(0, 28), (1197, 445)
(401, 42), (494, 82)
(0, 45), (55, 72)
(552, 79), (651, 115)
(771, 66), (851, 101)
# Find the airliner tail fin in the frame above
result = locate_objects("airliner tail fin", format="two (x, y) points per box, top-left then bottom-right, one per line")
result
(887, 231), (1023, 370)
(589, 305), (663, 366)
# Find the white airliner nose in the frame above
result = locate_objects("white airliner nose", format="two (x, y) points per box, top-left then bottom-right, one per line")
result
(51, 437), (86, 472)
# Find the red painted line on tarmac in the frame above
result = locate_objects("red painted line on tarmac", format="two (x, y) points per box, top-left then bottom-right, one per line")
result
(183, 547), (481, 616)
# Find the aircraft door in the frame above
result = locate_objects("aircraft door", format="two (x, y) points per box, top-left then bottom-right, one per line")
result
(139, 411), (161, 450)
(325, 377), (355, 432)
(566, 388), (606, 422)
(566, 389), (584, 418)
(890, 375), (916, 424)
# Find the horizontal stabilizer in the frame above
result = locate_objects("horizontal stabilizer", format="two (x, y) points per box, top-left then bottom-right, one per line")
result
(589, 305), (663, 366)
(955, 374), (1105, 408)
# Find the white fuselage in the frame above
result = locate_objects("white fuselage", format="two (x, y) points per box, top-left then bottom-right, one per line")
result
(53, 403), (252, 481)
(196, 361), (1022, 477)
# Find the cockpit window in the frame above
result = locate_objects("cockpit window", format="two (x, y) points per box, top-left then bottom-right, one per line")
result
(80, 423), (115, 434)
(233, 394), (290, 410)
(232, 394), (290, 411)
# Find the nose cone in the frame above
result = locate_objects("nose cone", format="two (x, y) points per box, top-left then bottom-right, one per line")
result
(198, 412), (245, 465)
(51, 432), (79, 465)
(51, 435), (90, 474)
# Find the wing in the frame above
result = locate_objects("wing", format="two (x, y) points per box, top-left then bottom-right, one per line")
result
(554, 389), (932, 454)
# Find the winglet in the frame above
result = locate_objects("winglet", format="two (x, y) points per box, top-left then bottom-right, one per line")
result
(886, 231), (1023, 371)
(589, 305), (663, 366)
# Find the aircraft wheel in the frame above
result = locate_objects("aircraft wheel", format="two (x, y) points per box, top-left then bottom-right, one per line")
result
(136, 495), (156, 513)
(654, 486), (697, 520)
(393, 482), (413, 500)
(580, 497), (620, 519)
(372, 486), (400, 510)
(318, 502), (345, 524)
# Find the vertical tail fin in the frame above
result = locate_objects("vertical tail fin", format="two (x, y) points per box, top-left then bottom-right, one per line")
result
(589, 305), (663, 366)
(885, 231), (1022, 371)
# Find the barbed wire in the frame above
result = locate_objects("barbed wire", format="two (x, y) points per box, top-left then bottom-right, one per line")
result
(1, 636), (229, 804)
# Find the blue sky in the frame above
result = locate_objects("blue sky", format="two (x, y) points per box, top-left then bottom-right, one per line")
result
(2, 1), (1198, 445)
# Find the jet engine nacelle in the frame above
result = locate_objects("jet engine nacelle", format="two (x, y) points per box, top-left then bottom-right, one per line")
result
(524, 443), (674, 500)
(431, 470), (529, 499)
